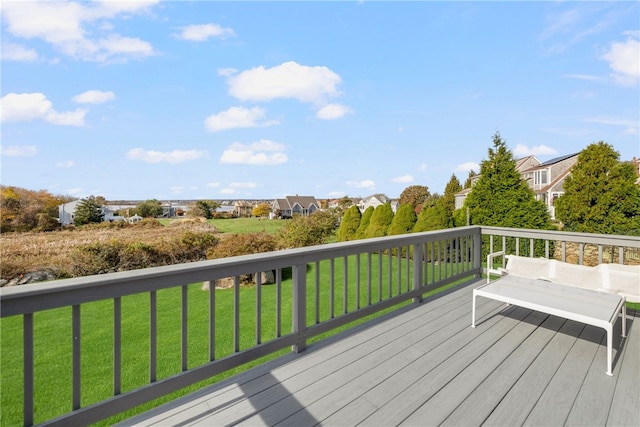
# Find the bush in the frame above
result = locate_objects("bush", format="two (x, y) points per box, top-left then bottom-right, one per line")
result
(70, 231), (219, 276)
(207, 232), (276, 259)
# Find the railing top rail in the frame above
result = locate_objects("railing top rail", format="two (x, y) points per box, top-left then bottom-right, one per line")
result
(480, 226), (640, 248)
(0, 226), (480, 318)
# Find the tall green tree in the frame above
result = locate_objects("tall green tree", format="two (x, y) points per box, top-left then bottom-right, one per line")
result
(355, 206), (374, 240)
(365, 203), (394, 238)
(399, 185), (430, 213)
(387, 204), (417, 235)
(464, 132), (551, 230)
(442, 174), (462, 228)
(74, 196), (105, 225)
(413, 198), (448, 232)
(136, 199), (163, 218)
(463, 170), (477, 189)
(337, 205), (362, 241)
(555, 142), (640, 235)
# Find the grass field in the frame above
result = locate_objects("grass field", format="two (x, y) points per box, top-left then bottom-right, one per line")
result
(2, 254), (467, 426)
(159, 217), (287, 234)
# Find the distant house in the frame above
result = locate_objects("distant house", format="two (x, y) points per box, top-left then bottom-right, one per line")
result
(453, 153), (579, 219)
(234, 201), (254, 217)
(358, 194), (398, 213)
(58, 200), (121, 225)
(272, 196), (320, 218)
(521, 153), (579, 219)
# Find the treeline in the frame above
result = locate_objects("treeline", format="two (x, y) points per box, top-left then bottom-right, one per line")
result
(337, 134), (640, 242)
(0, 186), (73, 233)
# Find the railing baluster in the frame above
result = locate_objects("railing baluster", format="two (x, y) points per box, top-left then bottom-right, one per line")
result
(182, 285), (188, 371)
(545, 240), (550, 259)
(598, 245), (603, 265)
(376, 252), (381, 302)
(430, 242), (435, 284)
(277, 269), (283, 335)
(367, 252), (372, 305)
(619, 246), (624, 264)
(209, 281), (215, 361)
(561, 241), (566, 262)
(386, 250), (391, 297)
(397, 247), (402, 295)
(292, 263), (307, 353)
(150, 291), (157, 383)
(343, 256), (348, 314)
(72, 304), (81, 410)
(314, 262), (319, 325)
(515, 237), (520, 256)
(256, 273), (262, 345)
(233, 276), (240, 353)
(413, 243), (423, 303)
(329, 259), (335, 319)
(530, 238), (534, 257)
(24, 313), (34, 427)
(114, 297), (121, 395)
(406, 246), (411, 292)
(355, 253), (361, 310)
(579, 243), (585, 265)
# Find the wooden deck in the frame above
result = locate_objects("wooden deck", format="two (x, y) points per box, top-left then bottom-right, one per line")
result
(122, 279), (639, 427)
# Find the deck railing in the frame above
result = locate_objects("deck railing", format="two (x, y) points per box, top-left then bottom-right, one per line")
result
(1, 226), (639, 426)
(1, 226), (481, 426)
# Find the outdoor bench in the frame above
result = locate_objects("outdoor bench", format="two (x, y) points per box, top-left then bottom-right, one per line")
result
(472, 253), (637, 376)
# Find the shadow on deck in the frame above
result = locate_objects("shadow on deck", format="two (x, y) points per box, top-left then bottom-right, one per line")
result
(122, 279), (639, 427)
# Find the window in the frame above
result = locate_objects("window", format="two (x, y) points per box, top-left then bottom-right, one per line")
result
(534, 169), (548, 185)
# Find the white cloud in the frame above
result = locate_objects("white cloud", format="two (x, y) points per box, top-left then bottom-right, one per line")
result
(0, 93), (86, 126)
(126, 148), (208, 163)
(327, 191), (346, 198)
(316, 103), (353, 120)
(346, 180), (376, 190)
(1, 145), (38, 157)
(417, 163), (428, 172)
(1, 42), (39, 62)
(455, 162), (480, 173)
(72, 90), (116, 104)
(170, 186), (184, 194)
(1, 1), (158, 62)
(56, 160), (75, 168)
(220, 139), (288, 165)
(227, 61), (342, 105)
(204, 106), (278, 132)
(513, 144), (558, 157)
(391, 175), (414, 184)
(176, 24), (235, 41)
(229, 182), (257, 189)
(218, 68), (237, 77)
(206, 182), (221, 188)
(220, 188), (236, 195)
(584, 116), (639, 136)
(601, 35), (640, 85)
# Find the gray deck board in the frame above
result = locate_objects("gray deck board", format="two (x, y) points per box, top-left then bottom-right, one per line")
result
(123, 279), (639, 427)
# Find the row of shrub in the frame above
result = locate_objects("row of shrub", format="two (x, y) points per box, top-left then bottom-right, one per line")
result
(70, 231), (219, 276)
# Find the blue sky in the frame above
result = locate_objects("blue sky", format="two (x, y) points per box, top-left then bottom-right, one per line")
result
(1, 1), (639, 201)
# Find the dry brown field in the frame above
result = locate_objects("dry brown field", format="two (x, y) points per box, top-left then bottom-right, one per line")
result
(0, 220), (221, 282)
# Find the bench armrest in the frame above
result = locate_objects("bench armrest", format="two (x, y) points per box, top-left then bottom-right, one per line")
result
(486, 250), (506, 284)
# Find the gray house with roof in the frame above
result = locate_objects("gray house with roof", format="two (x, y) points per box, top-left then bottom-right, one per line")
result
(272, 196), (320, 218)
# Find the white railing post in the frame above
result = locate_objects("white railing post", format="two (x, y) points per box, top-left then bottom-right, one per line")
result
(474, 228), (482, 278)
(292, 263), (307, 353)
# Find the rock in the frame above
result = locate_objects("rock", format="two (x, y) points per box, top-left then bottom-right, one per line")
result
(253, 270), (275, 285)
(8, 270), (57, 286)
(0, 279), (8, 287)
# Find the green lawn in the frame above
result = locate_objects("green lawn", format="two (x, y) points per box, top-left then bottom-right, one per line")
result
(160, 217), (287, 234)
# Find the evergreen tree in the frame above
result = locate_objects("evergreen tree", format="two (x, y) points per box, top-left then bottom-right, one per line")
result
(355, 206), (374, 239)
(555, 142), (640, 235)
(463, 170), (477, 189)
(442, 174), (462, 228)
(387, 203), (417, 235)
(413, 199), (448, 232)
(365, 203), (394, 238)
(337, 205), (362, 241)
(74, 196), (105, 225)
(464, 132), (551, 230)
